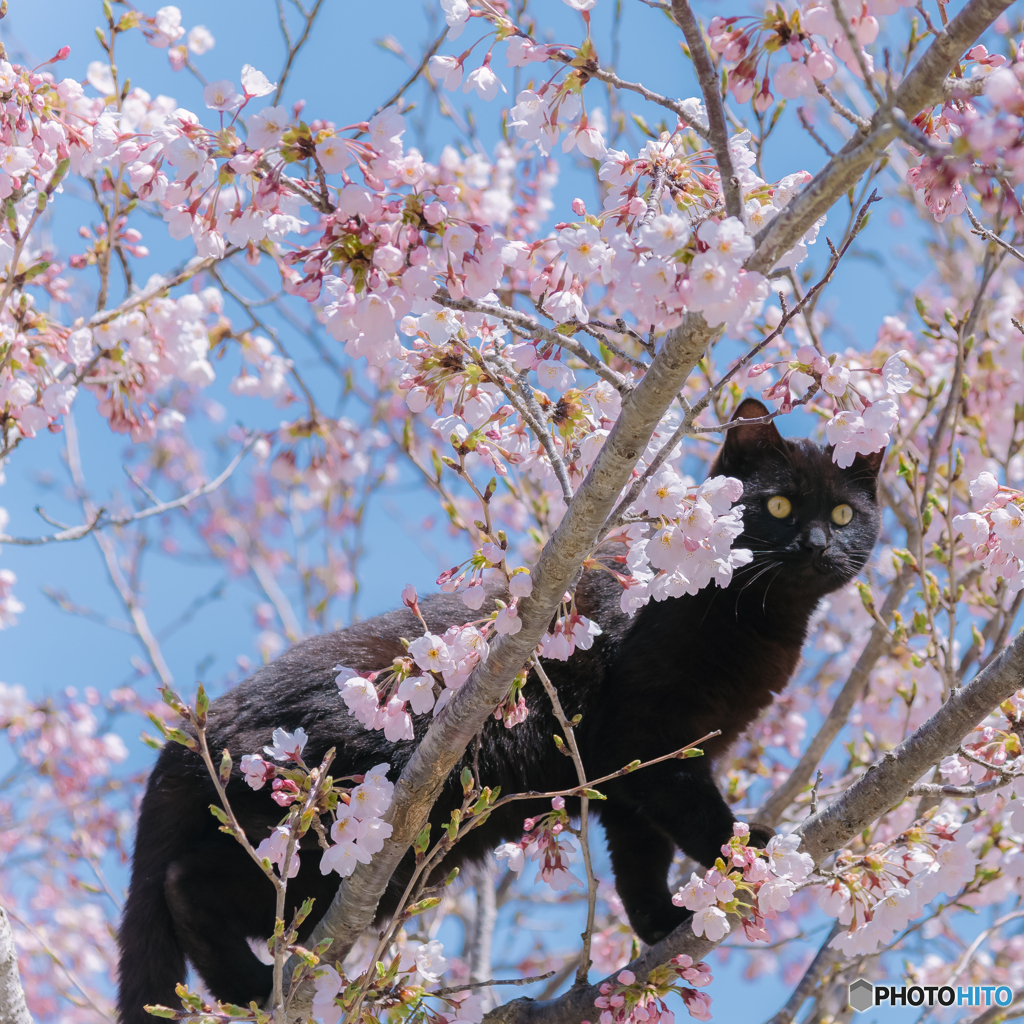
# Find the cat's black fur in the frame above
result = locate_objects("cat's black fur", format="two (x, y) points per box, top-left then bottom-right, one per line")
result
(117, 399), (883, 1022)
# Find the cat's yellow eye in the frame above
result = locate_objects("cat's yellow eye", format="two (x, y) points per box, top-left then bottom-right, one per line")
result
(767, 496), (792, 518)
(832, 504), (854, 526)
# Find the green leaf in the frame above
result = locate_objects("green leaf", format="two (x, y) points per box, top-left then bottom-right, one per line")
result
(218, 748), (233, 786)
(406, 896), (441, 916)
(414, 823), (431, 856)
(146, 712), (169, 738)
(195, 683), (209, 725)
(143, 1007), (178, 1019)
(166, 728), (197, 751)
(208, 804), (229, 825)
(23, 260), (50, 282)
(680, 747), (704, 759)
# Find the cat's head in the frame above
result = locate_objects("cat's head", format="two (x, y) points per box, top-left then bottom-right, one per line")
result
(709, 398), (883, 598)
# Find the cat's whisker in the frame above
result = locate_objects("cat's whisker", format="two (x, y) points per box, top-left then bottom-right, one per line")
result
(736, 560), (781, 597)
(761, 564), (787, 614)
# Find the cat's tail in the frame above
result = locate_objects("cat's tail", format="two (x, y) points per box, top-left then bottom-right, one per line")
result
(117, 744), (204, 1024)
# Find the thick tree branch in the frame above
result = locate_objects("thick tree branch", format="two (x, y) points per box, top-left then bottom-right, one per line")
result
(795, 624), (1024, 862)
(669, 0), (743, 219)
(0, 907), (32, 1024)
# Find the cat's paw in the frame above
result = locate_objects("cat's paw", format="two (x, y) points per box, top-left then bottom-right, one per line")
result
(744, 822), (777, 849)
(628, 903), (692, 946)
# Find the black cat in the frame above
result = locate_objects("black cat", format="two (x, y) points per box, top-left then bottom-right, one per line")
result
(117, 399), (883, 1022)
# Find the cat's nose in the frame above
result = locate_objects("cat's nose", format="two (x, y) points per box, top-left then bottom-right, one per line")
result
(804, 524), (830, 565)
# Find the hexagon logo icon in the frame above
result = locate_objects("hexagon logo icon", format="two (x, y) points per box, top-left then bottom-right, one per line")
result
(849, 979), (874, 1013)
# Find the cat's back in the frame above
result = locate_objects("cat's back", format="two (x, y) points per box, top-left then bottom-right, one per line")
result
(205, 592), (478, 755)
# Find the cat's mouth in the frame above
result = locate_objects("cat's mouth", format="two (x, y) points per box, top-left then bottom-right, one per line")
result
(753, 547), (860, 584)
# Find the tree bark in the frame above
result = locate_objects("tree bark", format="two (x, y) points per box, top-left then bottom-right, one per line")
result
(0, 908), (32, 1024)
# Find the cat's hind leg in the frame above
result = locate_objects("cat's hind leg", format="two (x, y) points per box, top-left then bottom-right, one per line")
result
(164, 838), (275, 1004)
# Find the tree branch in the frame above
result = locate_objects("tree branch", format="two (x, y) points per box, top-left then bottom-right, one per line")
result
(0, 436), (258, 546)
(669, 0), (743, 219)
(549, 48), (710, 141)
(0, 906), (32, 1024)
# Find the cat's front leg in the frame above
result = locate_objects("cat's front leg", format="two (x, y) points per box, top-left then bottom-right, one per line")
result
(606, 760), (742, 868)
(599, 802), (691, 945)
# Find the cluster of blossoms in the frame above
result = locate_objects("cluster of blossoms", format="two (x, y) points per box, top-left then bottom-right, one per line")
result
(612, 474), (750, 614)
(906, 45), (1024, 222)
(751, 345), (911, 467)
(319, 762), (395, 878)
(706, 0), (881, 110)
(495, 796), (585, 892)
(0, 49), (247, 451)
(952, 473), (1024, 594)
(937, 699), (1024, 837)
(311, 937), (483, 1024)
(590, 959), (715, 1024)
(0, 683), (160, 1020)
(673, 825), (815, 946)
(240, 726), (395, 879)
(337, 586), (495, 740)
(818, 816), (979, 955)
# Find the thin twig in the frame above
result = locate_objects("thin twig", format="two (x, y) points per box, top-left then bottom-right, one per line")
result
(531, 655), (599, 987)
(965, 205), (1024, 264)
(431, 972), (557, 996)
(816, 81), (871, 130)
(433, 290), (630, 393)
(545, 43), (711, 139)
(829, 0), (883, 103)
(797, 108), (835, 156)
(376, 28), (449, 118)
(272, 0), (327, 106)
(482, 354), (574, 505)
(0, 436), (259, 545)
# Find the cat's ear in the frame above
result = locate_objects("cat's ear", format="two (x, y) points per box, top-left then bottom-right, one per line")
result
(852, 446), (886, 478)
(823, 444), (886, 478)
(711, 398), (785, 475)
